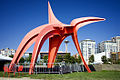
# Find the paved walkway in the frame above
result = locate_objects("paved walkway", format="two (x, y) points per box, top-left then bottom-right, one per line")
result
(0, 77), (44, 80)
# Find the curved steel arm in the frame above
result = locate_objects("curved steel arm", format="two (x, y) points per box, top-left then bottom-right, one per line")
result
(71, 17), (105, 31)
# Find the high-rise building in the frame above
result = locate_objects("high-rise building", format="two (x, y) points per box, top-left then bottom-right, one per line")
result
(112, 36), (120, 52)
(80, 39), (96, 64)
(97, 40), (117, 58)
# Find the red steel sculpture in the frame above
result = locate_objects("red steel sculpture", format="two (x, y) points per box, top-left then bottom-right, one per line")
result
(9, 1), (105, 74)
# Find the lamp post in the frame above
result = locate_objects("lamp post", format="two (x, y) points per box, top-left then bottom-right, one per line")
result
(64, 40), (69, 53)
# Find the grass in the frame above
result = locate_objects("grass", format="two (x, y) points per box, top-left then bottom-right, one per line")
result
(0, 71), (120, 80)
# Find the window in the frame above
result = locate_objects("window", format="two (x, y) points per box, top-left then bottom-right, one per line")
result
(88, 48), (91, 54)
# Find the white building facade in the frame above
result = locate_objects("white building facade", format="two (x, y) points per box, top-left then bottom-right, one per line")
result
(0, 48), (16, 56)
(80, 39), (96, 64)
(112, 36), (120, 52)
(97, 40), (117, 58)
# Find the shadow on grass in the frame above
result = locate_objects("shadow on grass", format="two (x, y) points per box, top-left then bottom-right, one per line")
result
(0, 72), (29, 78)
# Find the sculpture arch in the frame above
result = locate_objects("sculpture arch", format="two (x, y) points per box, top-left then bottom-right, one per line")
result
(9, 1), (105, 74)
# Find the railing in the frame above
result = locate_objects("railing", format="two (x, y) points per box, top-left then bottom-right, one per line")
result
(4, 63), (87, 74)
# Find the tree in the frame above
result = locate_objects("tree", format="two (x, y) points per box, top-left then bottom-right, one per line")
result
(9, 55), (14, 58)
(101, 56), (108, 64)
(19, 57), (25, 63)
(89, 55), (94, 63)
(76, 55), (82, 63)
(56, 55), (63, 62)
(26, 55), (32, 62)
(116, 59), (120, 64)
(70, 56), (76, 63)
(43, 55), (48, 63)
(64, 53), (71, 63)
(108, 58), (112, 64)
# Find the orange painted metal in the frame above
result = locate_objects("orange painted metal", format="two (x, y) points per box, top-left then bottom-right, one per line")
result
(18, 65), (23, 76)
(3, 65), (16, 77)
(9, 1), (105, 74)
(48, 35), (68, 68)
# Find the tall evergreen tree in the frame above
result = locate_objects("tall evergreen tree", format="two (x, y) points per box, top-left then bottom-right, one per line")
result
(101, 56), (108, 64)
(43, 55), (48, 63)
(64, 53), (71, 63)
(76, 55), (82, 63)
(19, 57), (25, 63)
(56, 55), (63, 62)
(89, 55), (94, 63)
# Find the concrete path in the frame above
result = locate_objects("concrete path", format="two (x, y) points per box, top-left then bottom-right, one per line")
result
(0, 77), (44, 80)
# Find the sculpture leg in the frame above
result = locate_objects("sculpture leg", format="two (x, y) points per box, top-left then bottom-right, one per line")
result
(72, 31), (91, 73)
(48, 35), (67, 68)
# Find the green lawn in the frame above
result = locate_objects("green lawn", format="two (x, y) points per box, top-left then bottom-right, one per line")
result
(0, 71), (120, 80)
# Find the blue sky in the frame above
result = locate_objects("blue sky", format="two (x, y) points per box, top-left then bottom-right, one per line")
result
(0, 0), (120, 55)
